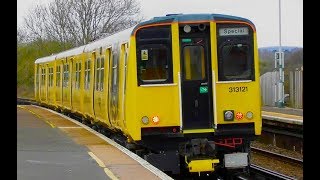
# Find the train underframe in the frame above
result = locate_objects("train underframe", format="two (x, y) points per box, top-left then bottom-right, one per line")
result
(134, 134), (254, 177)
(46, 106), (256, 178)
(104, 125), (257, 179)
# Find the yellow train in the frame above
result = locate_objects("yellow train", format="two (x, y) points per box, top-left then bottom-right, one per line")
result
(35, 13), (261, 177)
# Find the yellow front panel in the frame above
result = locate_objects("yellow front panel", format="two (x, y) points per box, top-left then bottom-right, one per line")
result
(136, 86), (180, 127)
(213, 30), (262, 135)
(215, 82), (261, 124)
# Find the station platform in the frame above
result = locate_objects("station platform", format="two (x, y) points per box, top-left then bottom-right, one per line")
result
(261, 106), (303, 125)
(17, 105), (173, 180)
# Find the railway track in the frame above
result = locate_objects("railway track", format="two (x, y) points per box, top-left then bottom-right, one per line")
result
(17, 97), (37, 105)
(248, 164), (297, 180)
(251, 147), (303, 167)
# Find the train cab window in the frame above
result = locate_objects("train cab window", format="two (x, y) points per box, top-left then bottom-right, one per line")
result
(183, 46), (206, 80)
(138, 45), (169, 82)
(56, 66), (61, 87)
(218, 44), (253, 81)
(136, 26), (173, 85)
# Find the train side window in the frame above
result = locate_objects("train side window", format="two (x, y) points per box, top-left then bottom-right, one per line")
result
(85, 61), (88, 89)
(42, 68), (46, 86)
(183, 46), (206, 80)
(112, 53), (119, 92)
(95, 57), (101, 91)
(75, 62), (81, 89)
(49, 68), (53, 87)
(56, 66), (60, 87)
(41, 68), (43, 86)
(36, 66), (39, 87)
(63, 64), (69, 87)
(100, 57), (104, 91)
(123, 47), (128, 94)
(78, 62), (81, 89)
(85, 59), (91, 90)
(65, 64), (69, 87)
(88, 61), (91, 88)
(75, 63), (78, 89)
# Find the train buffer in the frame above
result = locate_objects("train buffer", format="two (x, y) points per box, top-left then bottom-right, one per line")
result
(17, 105), (173, 180)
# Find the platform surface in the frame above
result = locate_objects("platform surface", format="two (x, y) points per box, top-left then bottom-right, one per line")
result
(17, 105), (170, 180)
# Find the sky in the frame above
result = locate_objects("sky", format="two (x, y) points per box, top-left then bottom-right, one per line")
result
(17, 0), (302, 48)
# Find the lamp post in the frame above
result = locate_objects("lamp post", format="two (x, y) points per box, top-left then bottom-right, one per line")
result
(275, 0), (284, 108)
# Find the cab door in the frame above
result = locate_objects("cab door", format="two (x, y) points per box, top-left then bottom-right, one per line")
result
(179, 24), (213, 130)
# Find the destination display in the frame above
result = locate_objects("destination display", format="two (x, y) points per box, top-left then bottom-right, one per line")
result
(219, 27), (249, 36)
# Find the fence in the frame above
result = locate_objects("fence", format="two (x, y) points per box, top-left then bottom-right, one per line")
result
(260, 67), (303, 108)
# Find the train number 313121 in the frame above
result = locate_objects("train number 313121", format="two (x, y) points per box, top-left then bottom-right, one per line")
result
(229, 86), (248, 92)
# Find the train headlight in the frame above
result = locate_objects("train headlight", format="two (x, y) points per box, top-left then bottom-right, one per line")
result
(141, 116), (149, 125)
(246, 111), (253, 119)
(224, 110), (234, 121)
(152, 116), (160, 125)
(183, 25), (191, 33)
(235, 112), (243, 120)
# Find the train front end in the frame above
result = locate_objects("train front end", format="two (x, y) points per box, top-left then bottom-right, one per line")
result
(126, 14), (261, 176)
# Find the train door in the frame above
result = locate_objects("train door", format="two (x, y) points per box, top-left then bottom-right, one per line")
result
(179, 23), (213, 130)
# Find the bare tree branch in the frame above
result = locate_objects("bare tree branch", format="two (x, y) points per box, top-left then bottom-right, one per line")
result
(22, 0), (142, 46)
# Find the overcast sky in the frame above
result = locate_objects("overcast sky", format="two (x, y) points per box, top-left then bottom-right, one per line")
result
(17, 0), (302, 48)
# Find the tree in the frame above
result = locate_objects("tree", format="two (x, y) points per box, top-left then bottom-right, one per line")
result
(22, 0), (143, 47)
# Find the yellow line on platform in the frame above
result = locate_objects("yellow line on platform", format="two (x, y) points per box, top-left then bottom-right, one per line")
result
(88, 152), (106, 168)
(17, 105), (56, 128)
(104, 168), (119, 180)
(88, 152), (119, 180)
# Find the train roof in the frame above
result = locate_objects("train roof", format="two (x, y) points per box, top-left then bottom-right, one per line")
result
(35, 54), (57, 64)
(35, 13), (254, 64)
(84, 26), (134, 53)
(35, 27), (135, 64)
(132, 13), (255, 34)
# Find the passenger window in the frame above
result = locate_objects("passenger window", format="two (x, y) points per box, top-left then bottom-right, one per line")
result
(96, 57), (100, 91)
(100, 57), (104, 91)
(85, 60), (91, 90)
(56, 66), (60, 87)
